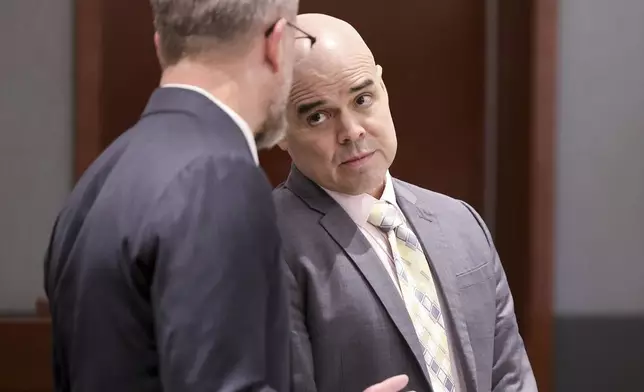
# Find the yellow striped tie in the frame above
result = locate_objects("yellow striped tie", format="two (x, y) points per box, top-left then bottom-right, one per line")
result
(368, 200), (456, 392)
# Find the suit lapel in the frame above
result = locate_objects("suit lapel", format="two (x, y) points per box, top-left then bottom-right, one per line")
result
(284, 167), (432, 387)
(320, 207), (433, 386)
(394, 181), (479, 392)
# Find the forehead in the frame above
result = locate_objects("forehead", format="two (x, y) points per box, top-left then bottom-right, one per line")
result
(290, 53), (376, 104)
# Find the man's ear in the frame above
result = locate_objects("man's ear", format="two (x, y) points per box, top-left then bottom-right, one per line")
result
(265, 19), (288, 73)
(376, 64), (388, 95)
(154, 32), (165, 69)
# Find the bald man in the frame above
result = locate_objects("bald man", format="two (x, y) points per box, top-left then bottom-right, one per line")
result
(274, 14), (538, 392)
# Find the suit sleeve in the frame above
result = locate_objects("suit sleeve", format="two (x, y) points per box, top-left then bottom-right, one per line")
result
(461, 203), (538, 392)
(283, 259), (317, 392)
(149, 156), (289, 392)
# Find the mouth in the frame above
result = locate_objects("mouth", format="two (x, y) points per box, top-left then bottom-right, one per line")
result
(341, 151), (375, 167)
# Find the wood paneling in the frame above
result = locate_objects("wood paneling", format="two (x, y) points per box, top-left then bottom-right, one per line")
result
(74, 0), (104, 180)
(75, 0), (160, 180)
(74, 0), (488, 212)
(493, 1), (557, 390)
(101, 1), (160, 146)
(526, 0), (557, 389)
(495, 0), (533, 354)
(0, 318), (52, 392)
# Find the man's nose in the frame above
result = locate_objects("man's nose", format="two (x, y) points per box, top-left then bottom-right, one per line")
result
(338, 115), (366, 144)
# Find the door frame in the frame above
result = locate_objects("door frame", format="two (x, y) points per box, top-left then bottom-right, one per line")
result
(493, 1), (558, 390)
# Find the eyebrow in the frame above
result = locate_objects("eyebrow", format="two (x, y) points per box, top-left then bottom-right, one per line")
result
(296, 100), (326, 115)
(349, 79), (375, 93)
(295, 79), (374, 115)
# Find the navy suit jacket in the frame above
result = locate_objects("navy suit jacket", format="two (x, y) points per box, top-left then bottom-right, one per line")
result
(44, 87), (289, 392)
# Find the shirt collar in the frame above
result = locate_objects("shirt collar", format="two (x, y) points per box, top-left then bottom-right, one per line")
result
(322, 171), (398, 226)
(161, 83), (259, 166)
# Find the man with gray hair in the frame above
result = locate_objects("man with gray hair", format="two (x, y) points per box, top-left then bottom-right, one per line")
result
(44, 1), (310, 391)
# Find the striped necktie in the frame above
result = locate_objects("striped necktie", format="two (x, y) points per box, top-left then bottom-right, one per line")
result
(368, 200), (456, 392)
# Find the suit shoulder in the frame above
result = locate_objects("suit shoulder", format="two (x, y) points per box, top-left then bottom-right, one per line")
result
(394, 178), (493, 247)
(272, 183), (292, 205)
(394, 179), (464, 210)
(271, 184), (325, 252)
(155, 154), (268, 207)
(130, 112), (252, 164)
(272, 184), (308, 212)
(113, 112), (258, 197)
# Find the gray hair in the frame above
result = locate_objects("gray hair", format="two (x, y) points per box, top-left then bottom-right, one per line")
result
(150, 0), (298, 65)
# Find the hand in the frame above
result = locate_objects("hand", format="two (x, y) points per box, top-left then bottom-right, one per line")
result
(363, 375), (409, 392)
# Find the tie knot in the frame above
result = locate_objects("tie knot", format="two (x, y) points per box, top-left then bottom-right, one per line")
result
(368, 201), (403, 233)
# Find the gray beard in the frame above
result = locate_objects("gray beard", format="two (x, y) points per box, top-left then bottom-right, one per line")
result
(256, 72), (291, 150)
(255, 111), (287, 150)
(255, 84), (289, 150)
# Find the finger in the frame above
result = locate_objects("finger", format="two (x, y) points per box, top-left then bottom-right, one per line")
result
(363, 374), (409, 392)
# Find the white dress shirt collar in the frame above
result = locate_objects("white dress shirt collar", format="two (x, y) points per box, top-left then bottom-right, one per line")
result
(161, 83), (259, 166)
(322, 171), (399, 226)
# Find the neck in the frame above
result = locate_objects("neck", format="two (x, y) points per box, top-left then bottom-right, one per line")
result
(369, 180), (386, 199)
(160, 59), (265, 133)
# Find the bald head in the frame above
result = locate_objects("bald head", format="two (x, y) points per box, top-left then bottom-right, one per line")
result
(281, 14), (397, 197)
(290, 14), (381, 107)
(293, 14), (375, 71)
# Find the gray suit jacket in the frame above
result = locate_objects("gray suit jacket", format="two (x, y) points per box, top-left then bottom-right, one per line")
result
(273, 167), (537, 392)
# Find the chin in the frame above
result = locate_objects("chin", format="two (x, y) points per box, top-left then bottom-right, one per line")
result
(341, 173), (386, 196)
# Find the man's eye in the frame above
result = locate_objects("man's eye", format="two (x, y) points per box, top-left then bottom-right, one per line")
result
(306, 112), (328, 126)
(355, 94), (374, 107)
